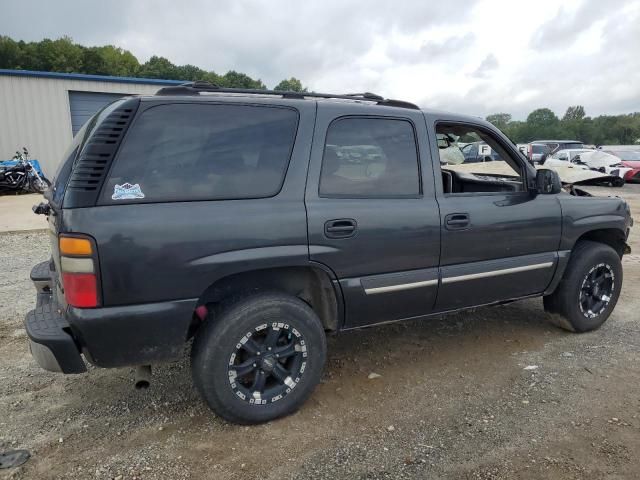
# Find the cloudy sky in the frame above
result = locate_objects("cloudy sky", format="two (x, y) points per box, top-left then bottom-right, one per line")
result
(2, 0), (639, 119)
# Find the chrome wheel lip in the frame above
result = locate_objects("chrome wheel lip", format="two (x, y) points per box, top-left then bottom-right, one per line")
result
(227, 322), (308, 405)
(579, 263), (615, 319)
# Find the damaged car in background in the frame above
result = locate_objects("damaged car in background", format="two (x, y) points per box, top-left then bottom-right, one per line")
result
(545, 149), (630, 187)
(600, 147), (640, 183)
(445, 141), (629, 188)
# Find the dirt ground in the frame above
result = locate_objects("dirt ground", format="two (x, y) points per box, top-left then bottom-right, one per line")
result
(1, 185), (639, 480)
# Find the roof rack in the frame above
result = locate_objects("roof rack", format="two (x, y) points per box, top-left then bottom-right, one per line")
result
(155, 81), (420, 110)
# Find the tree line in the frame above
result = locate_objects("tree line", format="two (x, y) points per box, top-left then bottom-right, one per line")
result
(0, 35), (306, 92)
(487, 106), (640, 146)
(2, 36), (638, 145)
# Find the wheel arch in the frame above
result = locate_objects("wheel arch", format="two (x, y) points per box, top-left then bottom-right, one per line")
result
(190, 264), (343, 337)
(545, 227), (628, 296)
(574, 228), (628, 258)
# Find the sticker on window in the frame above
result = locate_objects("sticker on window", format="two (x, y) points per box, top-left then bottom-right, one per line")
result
(112, 183), (145, 200)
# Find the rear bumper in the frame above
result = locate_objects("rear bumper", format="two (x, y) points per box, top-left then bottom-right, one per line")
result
(25, 264), (87, 373)
(67, 298), (197, 368)
(26, 261), (197, 371)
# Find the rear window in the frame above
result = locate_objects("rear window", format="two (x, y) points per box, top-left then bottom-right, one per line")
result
(559, 143), (584, 150)
(101, 103), (298, 204)
(531, 144), (549, 154)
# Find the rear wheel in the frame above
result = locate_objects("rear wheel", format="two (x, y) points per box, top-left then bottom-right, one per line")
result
(191, 292), (326, 424)
(544, 240), (622, 332)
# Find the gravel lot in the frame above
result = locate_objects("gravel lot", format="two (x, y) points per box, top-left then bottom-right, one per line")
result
(1, 185), (639, 480)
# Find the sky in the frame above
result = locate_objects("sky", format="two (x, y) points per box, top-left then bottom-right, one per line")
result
(2, 0), (640, 120)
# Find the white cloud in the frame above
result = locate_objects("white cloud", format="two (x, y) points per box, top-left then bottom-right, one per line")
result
(1, 0), (639, 119)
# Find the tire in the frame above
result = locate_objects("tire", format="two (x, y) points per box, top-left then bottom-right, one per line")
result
(28, 176), (47, 194)
(543, 240), (622, 332)
(191, 292), (327, 424)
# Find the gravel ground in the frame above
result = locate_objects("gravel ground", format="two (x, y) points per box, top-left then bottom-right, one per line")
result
(1, 185), (639, 479)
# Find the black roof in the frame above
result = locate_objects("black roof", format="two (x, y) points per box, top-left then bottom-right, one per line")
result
(155, 81), (420, 110)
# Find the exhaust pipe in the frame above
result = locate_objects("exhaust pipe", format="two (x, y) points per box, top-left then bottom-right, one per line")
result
(134, 365), (152, 390)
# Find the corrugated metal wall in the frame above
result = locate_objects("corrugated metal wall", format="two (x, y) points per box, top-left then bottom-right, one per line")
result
(0, 75), (160, 176)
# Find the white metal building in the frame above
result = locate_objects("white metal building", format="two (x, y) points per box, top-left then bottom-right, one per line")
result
(0, 69), (182, 176)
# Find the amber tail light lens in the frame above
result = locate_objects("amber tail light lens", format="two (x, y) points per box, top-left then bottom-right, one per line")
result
(59, 235), (99, 308)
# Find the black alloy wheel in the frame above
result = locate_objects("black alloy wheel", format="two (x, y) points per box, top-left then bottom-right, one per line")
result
(228, 322), (307, 405)
(579, 263), (615, 319)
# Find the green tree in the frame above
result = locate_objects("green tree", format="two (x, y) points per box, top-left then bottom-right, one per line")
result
(501, 120), (527, 143)
(174, 64), (208, 81)
(0, 35), (283, 91)
(562, 105), (586, 121)
(525, 108), (561, 140)
(526, 108), (559, 127)
(0, 36), (22, 69)
(220, 70), (266, 89)
(34, 37), (84, 73)
(98, 46), (139, 76)
(81, 46), (139, 76)
(486, 113), (512, 130)
(274, 77), (307, 92)
(138, 56), (180, 79)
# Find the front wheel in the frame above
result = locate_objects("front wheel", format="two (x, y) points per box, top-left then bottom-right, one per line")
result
(544, 240), (623, 332)
(191, 292), (327, 424)
(612, 176), (625, 188)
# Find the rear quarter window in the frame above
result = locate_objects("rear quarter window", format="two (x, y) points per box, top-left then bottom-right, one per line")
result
(100, 103), (299, 204)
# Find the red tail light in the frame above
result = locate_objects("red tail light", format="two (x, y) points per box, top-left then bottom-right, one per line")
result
(59, 234), (99, 308)
(62, 273), (98, 308)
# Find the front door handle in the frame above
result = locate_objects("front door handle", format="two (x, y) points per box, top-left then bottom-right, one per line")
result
(325, 219), (357, 238)
(445, 213), (470, 230)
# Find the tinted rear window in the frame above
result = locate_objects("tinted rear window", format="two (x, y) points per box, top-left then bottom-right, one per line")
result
(557, 143), (583, 150)
(531, 145), (549, 154)
(101, 103), (298, 204)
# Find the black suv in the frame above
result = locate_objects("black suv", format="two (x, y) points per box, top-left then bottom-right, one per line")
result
(26, 83), (632, 424)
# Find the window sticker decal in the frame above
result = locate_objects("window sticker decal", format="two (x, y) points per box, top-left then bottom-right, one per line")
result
(112, 182), (145, 200)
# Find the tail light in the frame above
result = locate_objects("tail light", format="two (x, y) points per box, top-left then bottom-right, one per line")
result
(528, 144), (533, 160)
(59, 235), (99, 308)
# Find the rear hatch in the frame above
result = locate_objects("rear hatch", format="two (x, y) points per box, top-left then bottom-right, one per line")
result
(44, 97), (140, 305)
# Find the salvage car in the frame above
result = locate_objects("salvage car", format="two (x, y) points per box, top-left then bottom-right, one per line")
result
(531, 139), (585, 154)
(527, 142), (552, 164)
(601, 149), (640, 183)
(26, 83), (633, 424)
(546, 149), (629, 186)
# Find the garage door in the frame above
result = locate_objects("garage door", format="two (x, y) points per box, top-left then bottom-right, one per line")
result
(68, 91), (127, 136)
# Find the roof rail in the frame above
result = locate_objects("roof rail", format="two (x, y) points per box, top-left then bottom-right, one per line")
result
(155, 81), (420, 110)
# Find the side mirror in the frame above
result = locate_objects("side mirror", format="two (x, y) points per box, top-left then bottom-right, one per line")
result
(535, 168), (562, 194)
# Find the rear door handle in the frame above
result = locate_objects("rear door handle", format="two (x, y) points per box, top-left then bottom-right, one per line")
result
(445, 213), (470, 230)
(325, 219), (357, 238)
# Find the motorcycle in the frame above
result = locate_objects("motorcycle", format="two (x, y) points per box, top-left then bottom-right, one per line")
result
(0, 148), (50, 194)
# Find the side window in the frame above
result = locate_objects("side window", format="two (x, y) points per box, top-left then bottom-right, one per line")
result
(101, 103), (298, 203)
(319, 117), (420, 197)
(436, 123), (525, 194)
